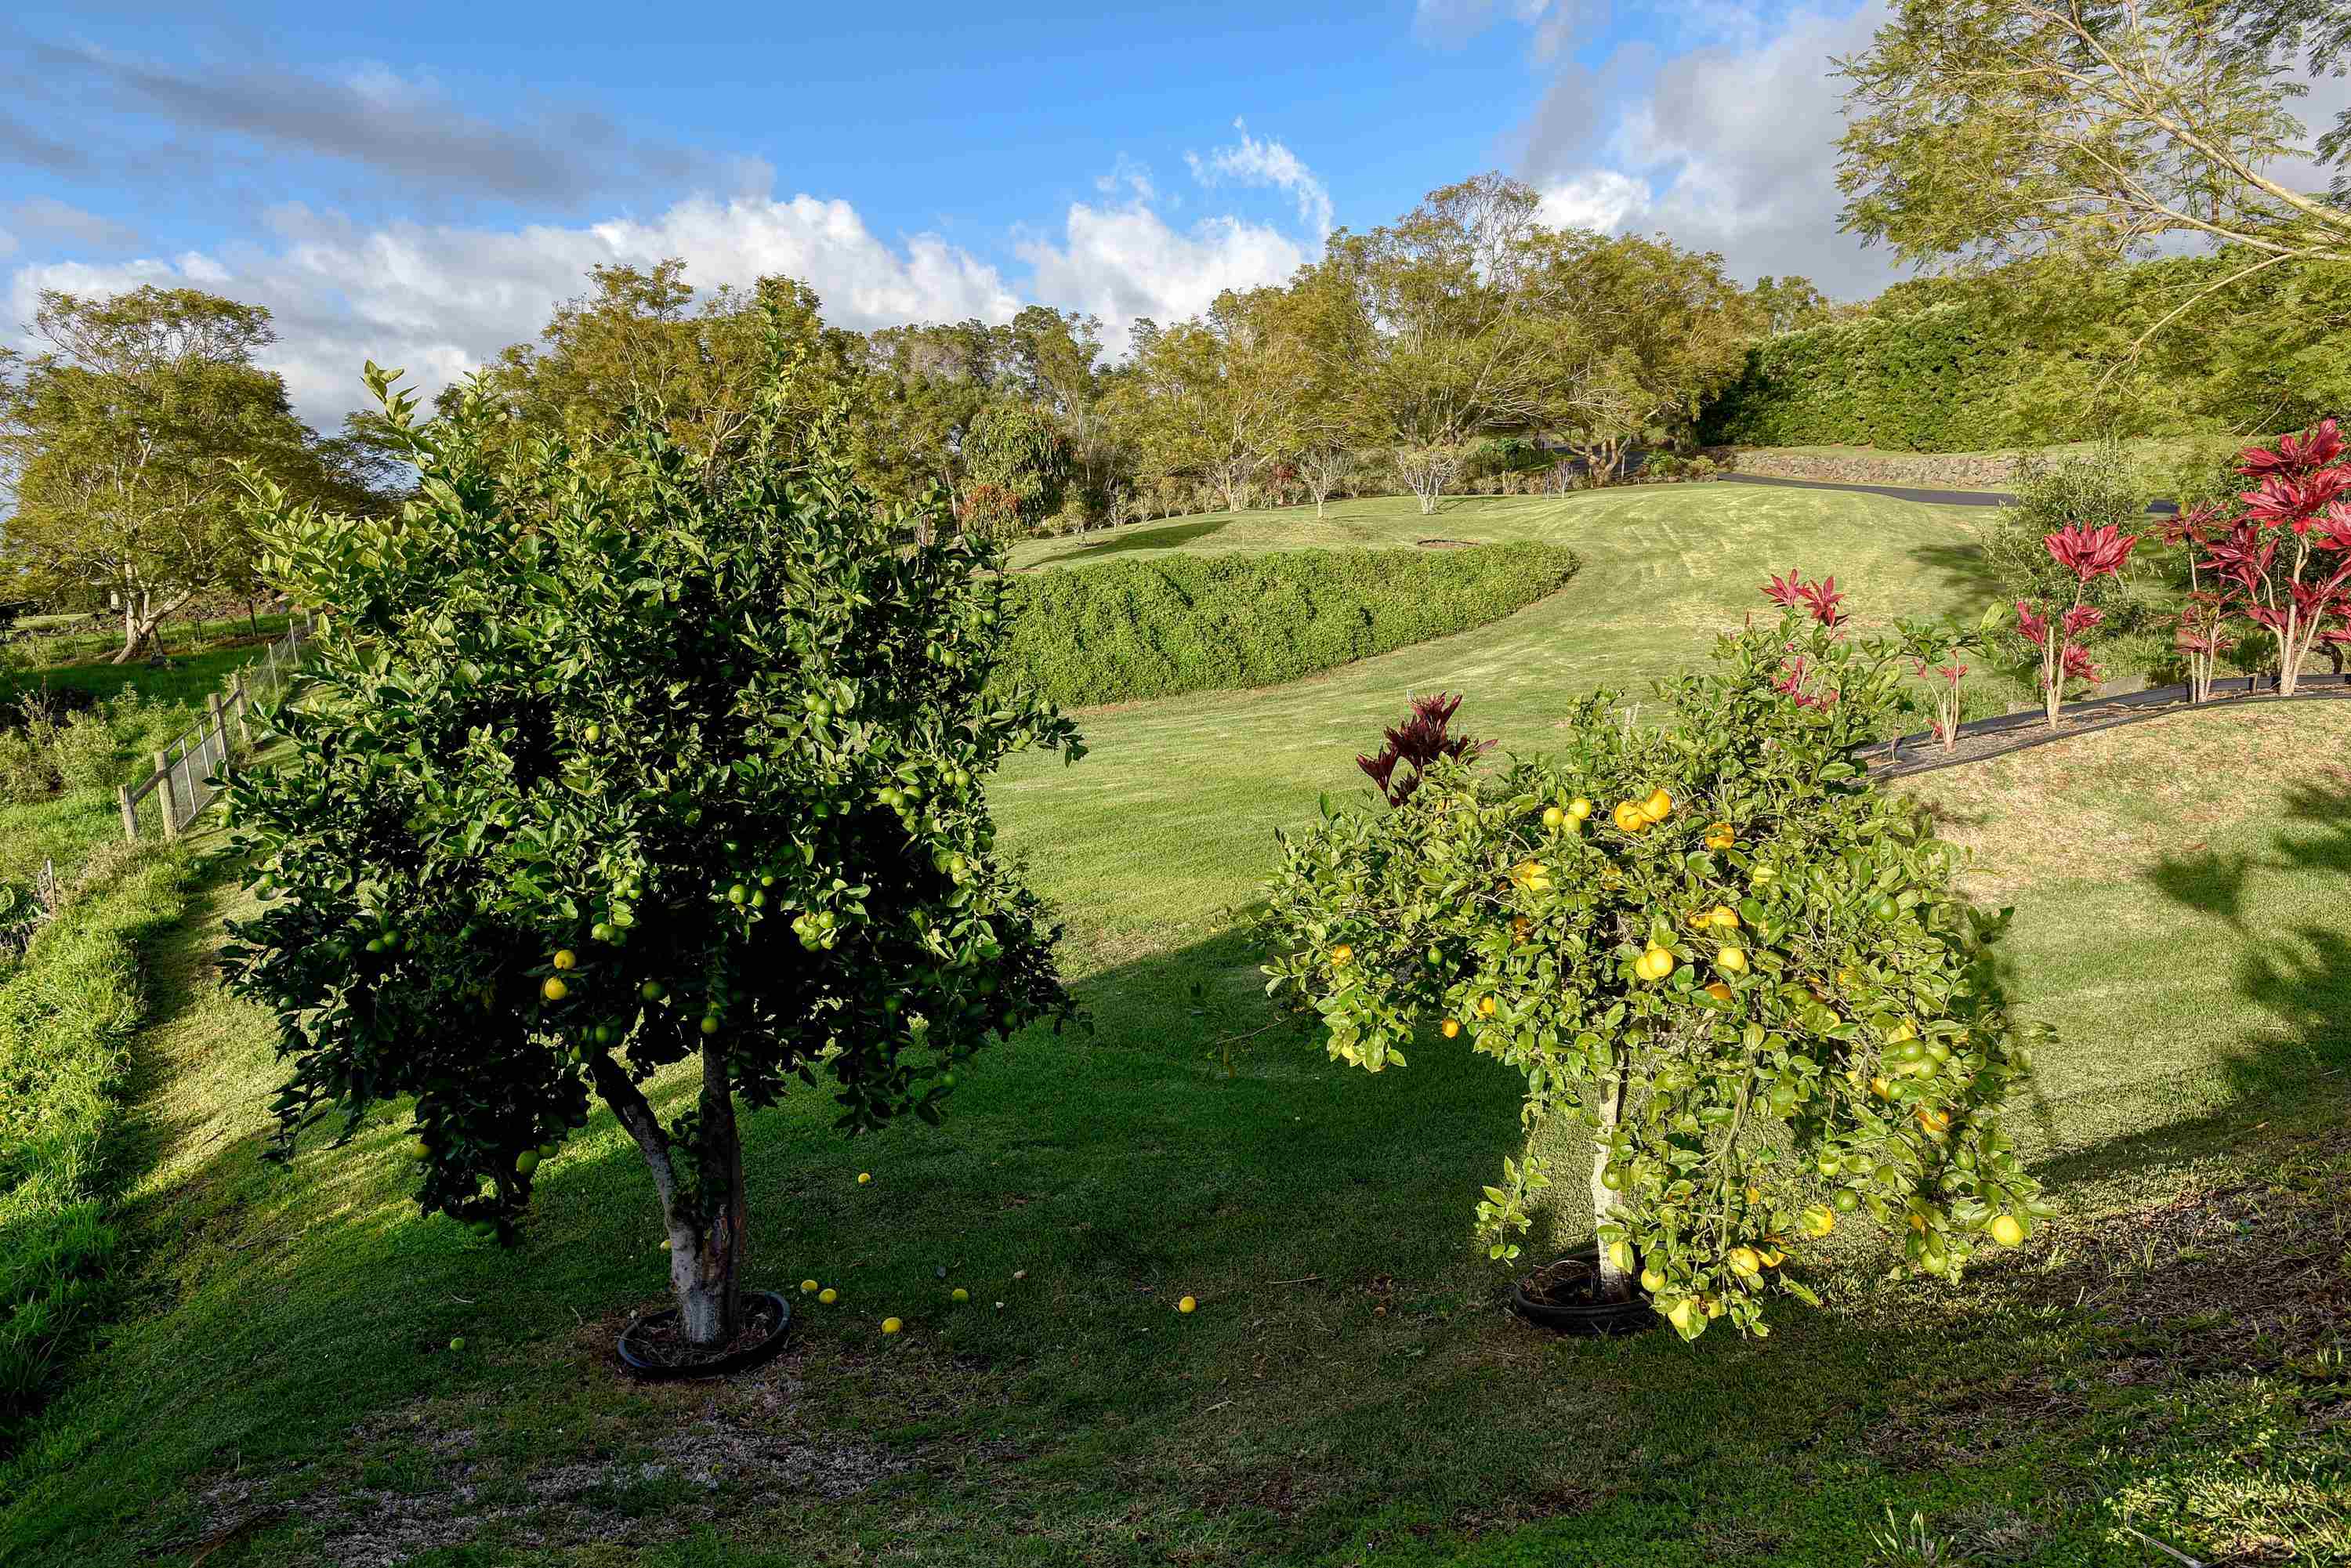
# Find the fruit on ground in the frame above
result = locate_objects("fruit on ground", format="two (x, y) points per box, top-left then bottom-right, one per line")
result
(951, 1287), (969, 1302)
(857, 1171), (872, 1185)
(1990, 1214), (2026, 1247)
(817, 1287), (838, 1304)
(1178, 1295), (1197, 1313)
(448, 1337), (465, 1351)
(800, 1278), (818, 1293)
(881, 1317), (903, 1334)
(408, 1137), (431, 1161)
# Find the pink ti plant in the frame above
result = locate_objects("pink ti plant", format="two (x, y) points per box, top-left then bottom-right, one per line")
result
(2201, 419), (2351, 697)
(2013, 523), (2139, 730)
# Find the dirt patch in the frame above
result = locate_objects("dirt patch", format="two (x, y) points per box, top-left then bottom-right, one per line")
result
(1415, 538), (1480, 549)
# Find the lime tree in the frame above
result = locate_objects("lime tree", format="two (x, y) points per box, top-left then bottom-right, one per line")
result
(1263, 576), (2049, 1338)
(224, 339), (1081, 1347)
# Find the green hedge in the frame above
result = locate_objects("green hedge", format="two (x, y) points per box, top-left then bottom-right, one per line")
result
(0, 846), (191, 1446)
(1699, 253), (2351, 453)
(998, 541), (1580, 708)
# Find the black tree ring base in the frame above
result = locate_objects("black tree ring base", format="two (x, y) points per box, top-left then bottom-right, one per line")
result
(1512, 1245), (1660, 1337)
(617, 1290), (793, 1380)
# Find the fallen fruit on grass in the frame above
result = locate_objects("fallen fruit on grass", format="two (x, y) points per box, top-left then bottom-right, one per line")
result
(408, 1138), (431, 1161)
(801, 1279), (818, 1293)
(951, 1287), (969, 1303)
(448, 1336), (465, 1351)
(857, 1171), (872, 1185)
(1178, 1296), (1197, 1313)
(818, 1287), (838, 1305)
(882, 1317), (903, 1334)
(1989, 1214), (2026, 1247)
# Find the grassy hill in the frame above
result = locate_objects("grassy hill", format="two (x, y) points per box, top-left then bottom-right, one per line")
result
(7, 487), (2343, 1566)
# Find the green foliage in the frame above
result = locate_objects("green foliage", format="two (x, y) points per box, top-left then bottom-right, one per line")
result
(963, 400), (1071, 532)
(998, 541), (1579, 708)
(1262, 608), (2046, 1339)
(1701, 302), (2025, 451)
(0, 844), (190, 1441)
(221, 347), (1082, 1331)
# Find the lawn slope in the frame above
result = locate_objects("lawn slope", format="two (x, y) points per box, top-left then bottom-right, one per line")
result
(4, 487), (2345, 1563)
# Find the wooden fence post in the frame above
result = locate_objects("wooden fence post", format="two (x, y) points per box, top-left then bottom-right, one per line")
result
(154, 750), (178, 840)
(208, 694), (233, 780)
(232, 675), (254, 748)
(118, 784), (139, 842)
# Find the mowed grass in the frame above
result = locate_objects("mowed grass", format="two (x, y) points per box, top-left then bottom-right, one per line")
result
(4, 490), (2346, 1566)
(996, 487), (2005, 953)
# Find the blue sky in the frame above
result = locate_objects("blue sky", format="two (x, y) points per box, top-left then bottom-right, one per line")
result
(2, 2), (1909, 419)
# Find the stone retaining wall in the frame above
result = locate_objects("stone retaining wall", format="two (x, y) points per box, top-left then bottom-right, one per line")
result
(1708, 447), (2025, 493)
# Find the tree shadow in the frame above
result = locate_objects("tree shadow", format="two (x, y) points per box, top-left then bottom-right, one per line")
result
(2033, 777), (2351, 1191)
(1905, 538), (2003, 603)
(1020, 519), (1231, 568)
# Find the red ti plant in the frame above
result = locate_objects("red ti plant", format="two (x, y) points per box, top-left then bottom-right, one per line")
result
(2012, 523), (2139, 730)
(2162, 505), (2232, 702)
(1893, 616), (1983, 752)
(2201, 419), (2351, 697)
(1357, 692), (1493, 806)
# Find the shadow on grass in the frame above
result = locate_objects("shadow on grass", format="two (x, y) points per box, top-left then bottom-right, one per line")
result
(1904, 536), (2002, 603)
(1022, 519), (1233, 568)
(2030, 777), (2351, 1193)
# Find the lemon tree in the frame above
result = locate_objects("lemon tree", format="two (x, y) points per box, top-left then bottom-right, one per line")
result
(1263, 583), (2048, 1338)
(222, 341), (1082, 1348)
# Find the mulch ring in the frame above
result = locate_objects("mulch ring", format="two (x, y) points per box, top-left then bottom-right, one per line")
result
(1871, 678), (2351, 780)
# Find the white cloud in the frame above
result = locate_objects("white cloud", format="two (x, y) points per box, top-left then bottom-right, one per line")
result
(1185, 119), (1334, 237)
(5, 193), (1024, 425)
(1016, 201), (1311, 350)
(5, 197), (142, 252)
(1521, 5), (1907, 295)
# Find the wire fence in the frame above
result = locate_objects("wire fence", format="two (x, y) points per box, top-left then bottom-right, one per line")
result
(117, 613), (317, 842)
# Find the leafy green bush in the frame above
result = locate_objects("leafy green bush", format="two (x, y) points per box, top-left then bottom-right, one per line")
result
(1262, 582), (2046, 1339)
(0, 845), (190, 1441)
(999, 541), (1580, 708)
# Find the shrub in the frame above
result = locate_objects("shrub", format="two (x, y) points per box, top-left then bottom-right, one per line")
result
(998, 541), (1579, 708)
(0, 845), (191, 1439)
(223, 351), (1082, 1348)
(1263, 578), (2045, 1339)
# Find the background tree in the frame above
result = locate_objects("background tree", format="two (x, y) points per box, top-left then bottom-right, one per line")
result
(0, 286), (377, 661)
(962, 400), (1073, 535)
(1320, 175), (1552, 515)
(224, 347), (1084, 1348)
(1750, 274), (1834, 336)
(1838, 0), (2351, 360)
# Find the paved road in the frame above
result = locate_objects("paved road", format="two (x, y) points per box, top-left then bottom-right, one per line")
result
(1718, 471), (2180, 516)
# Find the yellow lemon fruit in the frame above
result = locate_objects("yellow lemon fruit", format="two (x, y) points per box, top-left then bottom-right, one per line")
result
(1441, 1018), (1461, 1038)
(1477, 996), (1498, 1017)
(1665, 1298), (1698, 1334)
(552, 949), (578, 970)
(1613, 802), (1646, 833)
(1990, 1214), (2026, 1247)
(1708, 905), (1740, 931)
(1542, 806), (1565, 830)
(1331, 943), (1353, 965)
(541, 976), (568, 1002)
(1606, 1239), (1635, 1275)
(1704, 981), (1733, 1003)
(818, 1287), (838, 1304)
(1641, 788), (1673, 822)
(857, 1171), (872, 1185)
(1178, 1295), (1197, 1313)
(800, 1278), (819, 1294)
(882, 1317), (903, 1334)
(1639, 1266), (1665, 1294)
(1716, 946), (1748, 974)
(1568, 797), (1593, 820)
(1800, 1205), (1835, 1238)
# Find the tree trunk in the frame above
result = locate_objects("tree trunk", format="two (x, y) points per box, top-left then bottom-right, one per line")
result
(671, 1043), (746, 1345)
(592, 1048), (745, 1348)
(1588, 1054), (1635, 1302)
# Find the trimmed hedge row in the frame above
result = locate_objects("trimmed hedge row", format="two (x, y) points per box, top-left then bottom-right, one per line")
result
(999, 541), (1580, 708)
(1700, 302), (2020, 452)
(0, 846), (191, 1445)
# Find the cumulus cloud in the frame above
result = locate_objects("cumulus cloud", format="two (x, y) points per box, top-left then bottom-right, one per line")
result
(6, 176), (1319, 425)
(1521, 4), (1907, 296)
(1184, 120), (1334, 238)
(5, 194), (1026, 425)
(1016, 201), (1311, 347)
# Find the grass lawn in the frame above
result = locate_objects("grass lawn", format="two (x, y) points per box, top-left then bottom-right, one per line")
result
(4, 490), (2345, 1566)
(2, 643), (259, 713)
